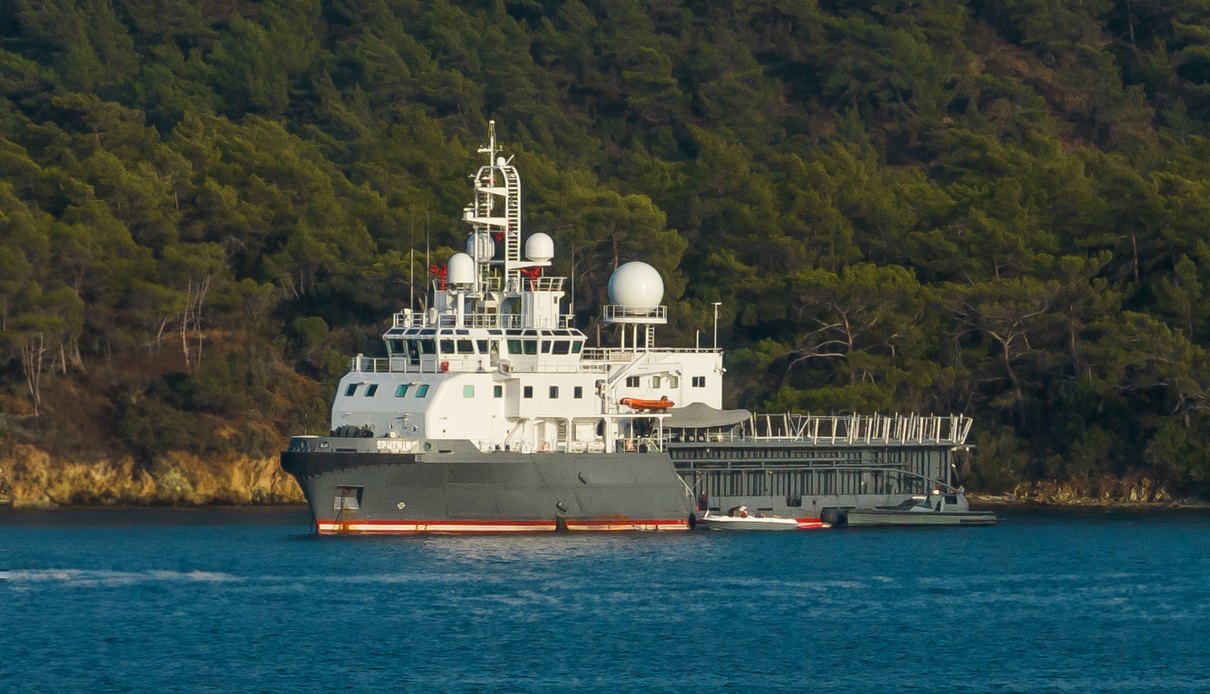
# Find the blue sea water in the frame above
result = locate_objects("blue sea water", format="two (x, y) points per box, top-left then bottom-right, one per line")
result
(2, 507), (1208, 693)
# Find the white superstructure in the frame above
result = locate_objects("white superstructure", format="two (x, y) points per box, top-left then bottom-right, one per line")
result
(330, 122), (723, 454)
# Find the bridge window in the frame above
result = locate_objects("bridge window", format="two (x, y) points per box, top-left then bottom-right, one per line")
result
(440, 339), (455, 353)
(523, 340), (537, 355)
(457, 339), (474, 353)
(477, 340), (489, 353)
(344, 384), (358, 396)
(365, 384), (378, 397)
(508, 339), (522, 355)
(571, 341), (583, 354)
(395, 384), (410, 397)
(553, 341), (570, 355)
(626, 376), (640, 387)
(416, 384), (430, 397)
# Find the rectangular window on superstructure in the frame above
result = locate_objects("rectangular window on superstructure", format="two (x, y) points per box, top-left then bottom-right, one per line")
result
(552, 341), (570, 355)
(573, 386), (583, 399)
(477, 340), (489, 354)
(463, 385), (474, 398)
(541, 340), (552, 353)
(417, 384), (430, 397)
(457, 339), (474, 353)
(345, 384), (358, 396)
(440, 339), (455, 353)
(652, 376), (662, 388)
(692, 376), (706, 388)
(524, 340), (537, 355)
(493, 385), (503, 398)
(549, 386), (559, 398)
(395, 384), (410, 397)
(626, 376), (640, 387)
(508, 339), (522, 355)
(669, 376), (679, 388)
(524, 386), (533, 398)
(572, 341), (583, 353)
(365, 384), (378, 397)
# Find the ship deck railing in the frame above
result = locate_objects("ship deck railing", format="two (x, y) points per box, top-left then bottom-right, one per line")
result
(392, 311), (575, 330)
(350, 355), (608, 374)
(667, 413), (972, 447)
(580, 346), (722, 362)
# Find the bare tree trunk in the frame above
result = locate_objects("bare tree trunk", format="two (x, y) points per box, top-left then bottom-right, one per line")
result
(154, 316), (171, 355)
(70, 335), (84, 372)
(19, 333), (45, 417)
(179, 275), (211, 369)
(194, 275), (210, 368)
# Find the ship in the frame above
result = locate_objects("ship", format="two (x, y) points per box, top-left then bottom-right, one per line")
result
(280, 122), (982, 534)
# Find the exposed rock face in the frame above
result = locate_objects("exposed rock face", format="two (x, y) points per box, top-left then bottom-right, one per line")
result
(1, 444), (303, 508)
(1011, 476), (1173, 505)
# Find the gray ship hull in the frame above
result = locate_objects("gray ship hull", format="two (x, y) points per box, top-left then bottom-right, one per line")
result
(844, 509), (998, 527)
(281, 440), (696, 534)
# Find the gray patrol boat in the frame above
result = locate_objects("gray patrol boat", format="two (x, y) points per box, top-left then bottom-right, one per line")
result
(280, 123), (985, 534)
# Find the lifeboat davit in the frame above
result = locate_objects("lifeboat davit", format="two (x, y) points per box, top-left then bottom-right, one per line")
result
(619, 396), (674, 411)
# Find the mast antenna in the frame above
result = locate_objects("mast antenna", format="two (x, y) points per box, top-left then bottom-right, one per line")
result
(409, 210), (415, 311)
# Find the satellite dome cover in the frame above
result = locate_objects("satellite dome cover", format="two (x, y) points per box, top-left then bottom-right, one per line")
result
(608, 261), (664, 310)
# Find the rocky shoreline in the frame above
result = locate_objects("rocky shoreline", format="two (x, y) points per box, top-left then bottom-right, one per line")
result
(1, 446), (1206, 510)
(968, 477), (1209, 509)
(0, 444), (303, 509)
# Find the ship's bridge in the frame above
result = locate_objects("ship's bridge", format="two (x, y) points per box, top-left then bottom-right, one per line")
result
(376, 323), (590, 374)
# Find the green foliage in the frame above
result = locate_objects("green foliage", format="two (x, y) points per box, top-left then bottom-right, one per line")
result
(5, 1), (1210, 497)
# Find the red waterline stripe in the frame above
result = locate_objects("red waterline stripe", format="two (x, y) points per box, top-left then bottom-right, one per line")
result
(319, 518), (555, 527)
(563, 519), (689, 531)
(794, 518), (828, 529)
(316, 519), (558, 534)
(315, 518), (691, 533)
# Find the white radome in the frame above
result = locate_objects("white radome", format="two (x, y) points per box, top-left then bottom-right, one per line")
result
(608, 261), (664, 310)
(525, 232), (554, 262)
(447, 252), (474, 286)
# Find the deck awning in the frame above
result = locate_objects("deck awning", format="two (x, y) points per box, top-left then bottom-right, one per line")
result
(663, 402), (752, 429)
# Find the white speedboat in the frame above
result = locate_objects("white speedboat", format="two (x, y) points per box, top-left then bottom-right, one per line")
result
(698, 508), (807, 531)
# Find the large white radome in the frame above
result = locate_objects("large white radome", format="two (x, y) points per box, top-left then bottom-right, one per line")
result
(608, 261), (664, 310)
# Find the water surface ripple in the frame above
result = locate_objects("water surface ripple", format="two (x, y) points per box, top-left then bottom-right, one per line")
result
(2, 507), (1207, 692)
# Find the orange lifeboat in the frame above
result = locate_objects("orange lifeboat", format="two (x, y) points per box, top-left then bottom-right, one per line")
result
(619, 396), (674, 411)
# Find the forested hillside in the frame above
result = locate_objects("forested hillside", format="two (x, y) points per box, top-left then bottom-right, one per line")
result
(3, 0), (1210, 501)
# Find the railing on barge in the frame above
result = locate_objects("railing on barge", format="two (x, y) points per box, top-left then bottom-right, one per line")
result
(667, 413), (973, 447)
